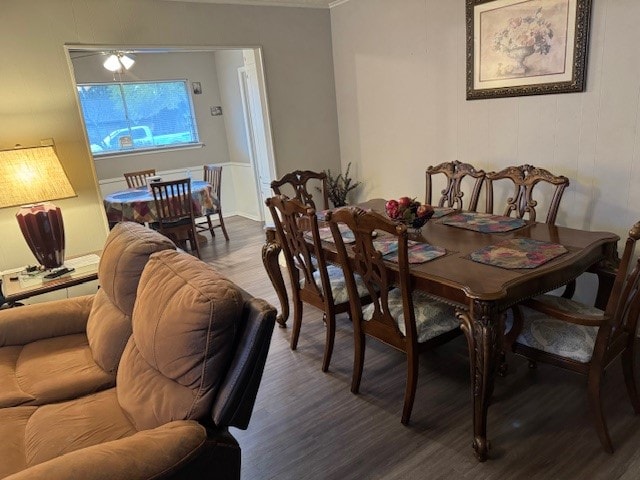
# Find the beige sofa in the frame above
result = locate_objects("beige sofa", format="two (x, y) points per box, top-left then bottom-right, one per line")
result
(0, 221), (176, 408)
(0, 248), (276, 479)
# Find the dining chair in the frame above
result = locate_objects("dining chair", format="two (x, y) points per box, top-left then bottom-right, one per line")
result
(265, 195), (368, 372)
(271, 170), (330, 211)
(195, 164), (229, 241)
(504, 220), (640, 452)
(485, 164), (570, 225)
(150, 178), (201, 259)
(326, 206), (460, 425)
(425, 160), (486, 212)
(123, 169), (157, 189)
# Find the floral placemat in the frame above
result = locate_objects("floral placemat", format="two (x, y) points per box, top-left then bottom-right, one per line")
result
(373, 237), (446, 264)
(316, 209), (330, 221)
(304, 224), (355, 244)
(469, 238), (568, 269)
(439, 212), (526, 233)
(431, 207), (456, 219)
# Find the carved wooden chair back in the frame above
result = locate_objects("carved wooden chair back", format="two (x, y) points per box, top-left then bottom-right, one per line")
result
(271, 170), (330, 210)
(425, 160), (485, 211)
(485, 164), (569, 224)
(150, 178), (200, 258)
(265, 194), (349, 371)
(196, 164), (229, 240)
(326, 206), (459, 424)
(124, 169), (156, 188)
(510, 221), (640, 452)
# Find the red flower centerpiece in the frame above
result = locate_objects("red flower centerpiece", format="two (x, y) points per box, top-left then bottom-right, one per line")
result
(385, 197), (434, 231)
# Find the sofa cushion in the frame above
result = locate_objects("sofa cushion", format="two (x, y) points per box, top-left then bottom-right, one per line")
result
(117, 250), (243, 430)
(0, 334), (114, 409)
(87, 222), (175, 373)
(0, 389), (137, 478)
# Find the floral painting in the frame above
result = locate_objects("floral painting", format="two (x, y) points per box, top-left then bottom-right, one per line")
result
(466, 0), (592, 99)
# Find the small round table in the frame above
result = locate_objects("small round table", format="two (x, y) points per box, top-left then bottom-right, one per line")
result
(103, 180), (214, 224)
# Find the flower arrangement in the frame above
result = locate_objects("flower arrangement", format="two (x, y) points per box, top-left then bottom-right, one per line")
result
(385, 197), (434, 230)
(492, 7), (553, 57)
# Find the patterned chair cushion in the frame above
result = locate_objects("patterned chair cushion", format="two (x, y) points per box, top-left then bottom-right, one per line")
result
(363, 288), (459, 343)
(304, 263), (370, 304)
(507, 294), (601, 363)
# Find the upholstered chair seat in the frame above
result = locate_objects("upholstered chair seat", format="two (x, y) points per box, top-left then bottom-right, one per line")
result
(363, 289), (458, 344)
(307, 263), (370, 305)
(507, 294), (600, 363)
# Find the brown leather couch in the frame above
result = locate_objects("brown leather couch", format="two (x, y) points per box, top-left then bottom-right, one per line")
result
(0, 249), (276, 480)
(0, 222), (176, 408)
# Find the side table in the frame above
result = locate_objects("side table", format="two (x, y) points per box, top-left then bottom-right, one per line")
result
(1, 252), (100, 306)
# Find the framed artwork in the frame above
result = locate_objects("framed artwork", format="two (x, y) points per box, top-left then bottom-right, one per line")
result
(466, 0), (592, 100)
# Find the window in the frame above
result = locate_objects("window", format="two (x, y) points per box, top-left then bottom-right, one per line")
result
(76, 80), (200, 156)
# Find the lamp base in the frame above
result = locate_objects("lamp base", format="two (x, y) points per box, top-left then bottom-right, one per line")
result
(16, 203), (65, 270)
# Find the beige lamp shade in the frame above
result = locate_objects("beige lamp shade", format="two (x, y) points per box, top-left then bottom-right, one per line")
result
(0, 146), (76, 209)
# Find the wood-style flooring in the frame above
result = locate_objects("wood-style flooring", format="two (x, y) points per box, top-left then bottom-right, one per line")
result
(200, 216), (640, 480)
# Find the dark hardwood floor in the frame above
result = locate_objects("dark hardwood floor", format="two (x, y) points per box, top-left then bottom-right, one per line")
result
(199, 216), (640, 480)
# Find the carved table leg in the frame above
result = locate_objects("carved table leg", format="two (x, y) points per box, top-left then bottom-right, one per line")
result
(456, 300), (500, 462)
(262, 227), (289, 327)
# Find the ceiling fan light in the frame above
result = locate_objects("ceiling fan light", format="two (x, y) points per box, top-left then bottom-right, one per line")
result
(119, 53), (135, 70)
(103, 54), (122, 72)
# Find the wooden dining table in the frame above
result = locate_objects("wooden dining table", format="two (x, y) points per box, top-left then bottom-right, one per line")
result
(261, 198), (620, 461)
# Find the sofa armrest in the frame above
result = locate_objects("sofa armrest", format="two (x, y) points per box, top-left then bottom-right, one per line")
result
(5, 421), (208, 480)
(0, 295), (94, 347)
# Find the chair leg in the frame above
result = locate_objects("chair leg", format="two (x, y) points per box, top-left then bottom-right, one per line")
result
(206, 214), (216, 237)
(622, 342), (640, 413)
(290, 297), (303, 351)
(321, 312), (335, 373)
(587, 369), (614, 453)
(218, 211), (230, 241)
(351, 331), (365, 394)
(401, 349), (419, 425)
(189, 228), (201, 259)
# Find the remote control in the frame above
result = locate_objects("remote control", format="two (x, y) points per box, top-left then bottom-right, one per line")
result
(44, 267), (75, 279)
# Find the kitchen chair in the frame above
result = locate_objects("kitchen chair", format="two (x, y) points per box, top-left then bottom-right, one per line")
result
(271, 170), (330, 210)
(505, 220), (640, 452)
(150, 178), (200, 259)
(123, 169), (156, 188)
(485, 164), (569, 224)
(265, 195), (368, 372)
(195, 164), (229, 241)
(425, 160), (485, 211)
(326, 207), (459, 425)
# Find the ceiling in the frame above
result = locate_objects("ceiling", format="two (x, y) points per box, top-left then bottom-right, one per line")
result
(163, 0), (344, 8)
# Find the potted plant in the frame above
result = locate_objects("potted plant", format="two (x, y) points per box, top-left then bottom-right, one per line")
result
(324, 162), (361, 207)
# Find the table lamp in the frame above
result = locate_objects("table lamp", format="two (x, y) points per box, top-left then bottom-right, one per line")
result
(0, 145), (77, 269)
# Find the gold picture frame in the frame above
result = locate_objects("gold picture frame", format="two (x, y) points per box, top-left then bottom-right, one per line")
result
(466, 0), (592, 100)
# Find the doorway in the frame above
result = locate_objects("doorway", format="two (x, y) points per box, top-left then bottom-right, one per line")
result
(65, 45), (277, 223)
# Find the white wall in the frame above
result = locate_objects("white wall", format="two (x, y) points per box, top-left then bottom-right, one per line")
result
(0, 0), (339, 272)
(215, 50), (252, 165)
(331, 0), (640, 301)
(331, 0), (640, 235)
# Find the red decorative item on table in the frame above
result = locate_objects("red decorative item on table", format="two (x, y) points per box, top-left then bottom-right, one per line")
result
(385, 196), (434, 230)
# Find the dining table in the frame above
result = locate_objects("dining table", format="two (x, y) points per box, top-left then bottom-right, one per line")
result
(103, 180), (215, 224)
(261, 198), (620, 462)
